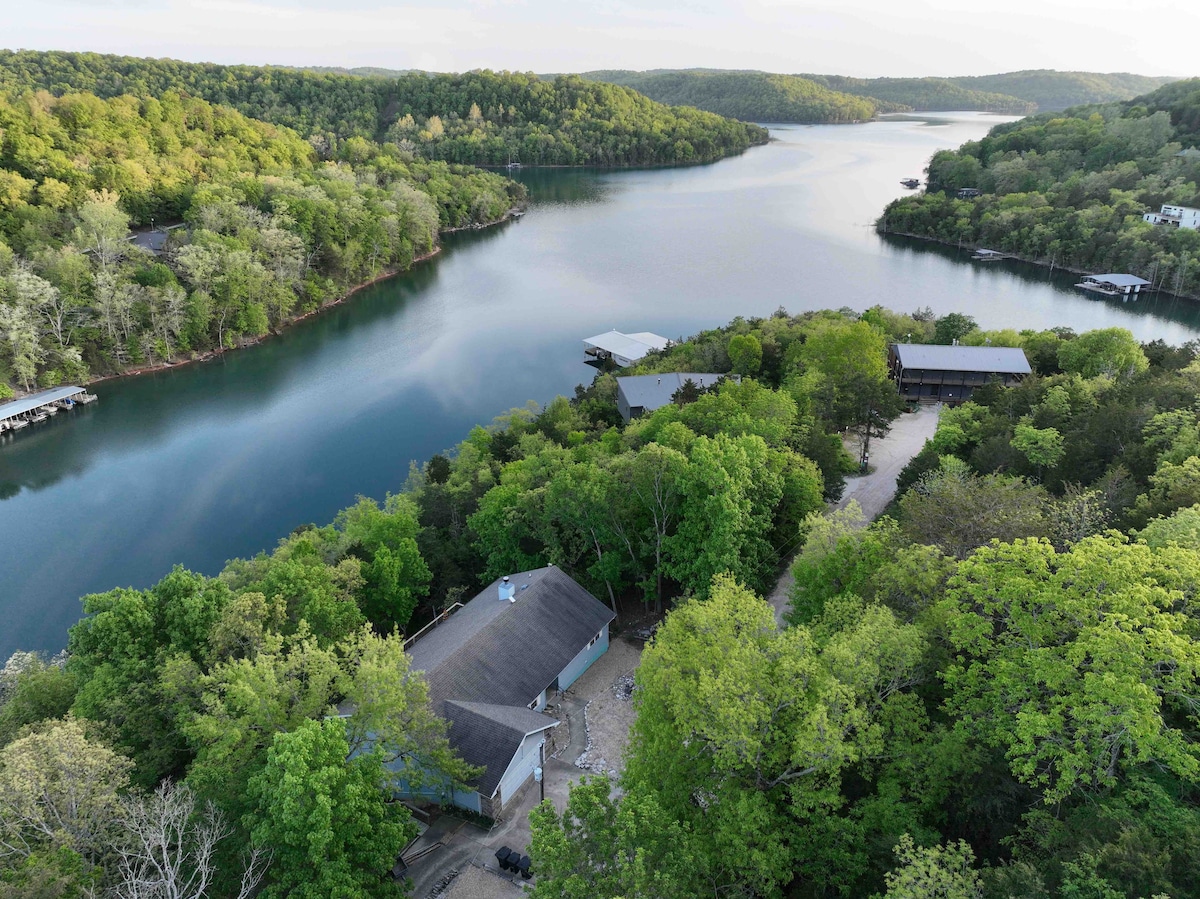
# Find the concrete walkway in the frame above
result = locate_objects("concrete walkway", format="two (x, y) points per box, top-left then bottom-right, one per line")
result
(766, 405), (940, 625)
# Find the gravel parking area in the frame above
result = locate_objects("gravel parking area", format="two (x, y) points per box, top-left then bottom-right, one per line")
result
(437, 865), (524, 899)
(568, 634), (643, 779)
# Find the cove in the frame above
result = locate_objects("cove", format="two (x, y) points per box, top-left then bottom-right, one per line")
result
(4, 112), (1200, 661)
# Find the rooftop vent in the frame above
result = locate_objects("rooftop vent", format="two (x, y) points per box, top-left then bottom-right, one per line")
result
(499, 576), (515, 602)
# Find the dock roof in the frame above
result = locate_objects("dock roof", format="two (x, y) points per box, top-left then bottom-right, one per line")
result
(893, 344), (1031, 375)
(583, 329), (670, 362)
(1087, 273), (1150, 287)
(0, 386), (87, 422)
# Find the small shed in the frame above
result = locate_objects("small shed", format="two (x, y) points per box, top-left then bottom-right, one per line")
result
(889, 343), (1031, 404)
(615, 372), (727, 422)
(583, 330), (671, 367)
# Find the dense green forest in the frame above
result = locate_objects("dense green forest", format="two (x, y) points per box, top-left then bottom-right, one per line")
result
(0, 87), (521, 394)
(530, 312), (1200, 899)
(879, 78), (1200, 297)
(581, 70), (892, 123)
(953, 70), (1179, 111)
(6, 305), (1200, 898)
(802, 73), (1036, 114)
(0, 51), (768, 166)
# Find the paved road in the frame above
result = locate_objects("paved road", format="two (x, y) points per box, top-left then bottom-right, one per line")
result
(766, 406), (941, 626)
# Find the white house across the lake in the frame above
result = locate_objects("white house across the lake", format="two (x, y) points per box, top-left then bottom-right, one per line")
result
(1143, 204), (1200, 230)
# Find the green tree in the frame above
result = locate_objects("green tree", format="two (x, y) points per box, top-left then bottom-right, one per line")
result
(882, 834), (983, 899)
(1057, 328), (1149, 380)
(625, 576), (925, 896)
(1011, 421), (1065, 478)
(933, 313), (978, 345)
(728, 333), (763, 376)
(940, 535), (1200, 804)
(0, 717), (132, 868)
(245, 718), (413, 899)
(898, 459), (1049, 559)
(529, 776), (699, 899)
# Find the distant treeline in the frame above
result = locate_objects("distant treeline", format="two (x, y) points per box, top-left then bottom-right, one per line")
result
(801, 73), (1036, 115)
(0, 51), (768, 166)
(582, 70), (889, 123)
(879, 78), (1200, 297)
(579, 68), (1181, 124)
(953, 69), (1179, 111)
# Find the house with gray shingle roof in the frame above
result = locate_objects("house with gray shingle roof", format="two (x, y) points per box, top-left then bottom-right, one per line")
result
(616, 372), (729, 422)
(403, 565), (615, 818)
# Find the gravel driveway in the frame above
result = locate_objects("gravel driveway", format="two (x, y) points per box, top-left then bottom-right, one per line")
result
(766, 405), (940, 625)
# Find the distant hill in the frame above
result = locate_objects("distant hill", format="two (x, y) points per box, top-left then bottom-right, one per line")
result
(948, 70), (1180, 111)
(581, 70), (897, 123)
(0, 50), (767, 166)
(801, 74), (1036, 114)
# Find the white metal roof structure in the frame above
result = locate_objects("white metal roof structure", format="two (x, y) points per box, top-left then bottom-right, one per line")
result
(0, 386), (88, 422)
(1085, 274), (1151, 288)
(583, 330), (671, 364)
(892, 344), (1031, 375)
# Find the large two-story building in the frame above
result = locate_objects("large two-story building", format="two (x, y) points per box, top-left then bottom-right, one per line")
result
(1144, 204), (1200, 230)
(402, 566), (615, 819)
(888, 343), (1031, 404)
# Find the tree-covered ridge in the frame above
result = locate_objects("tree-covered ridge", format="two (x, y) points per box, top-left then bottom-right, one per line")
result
(878, 78), (1200, 297)
(0, 86), (521, 391)
(952, 69), (1180, 111)
(530, 316), (1200, 899)
(581, 70), (889, 123)
(0, 51), (767, 166)
(802, 73), (1037, 114)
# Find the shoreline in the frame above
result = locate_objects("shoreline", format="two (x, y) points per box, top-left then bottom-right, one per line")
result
(878, 228), (1200, 303)
(79, 209), (522, 391)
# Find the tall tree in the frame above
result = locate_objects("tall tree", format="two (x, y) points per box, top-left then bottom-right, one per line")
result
(245, 718), (413, 899)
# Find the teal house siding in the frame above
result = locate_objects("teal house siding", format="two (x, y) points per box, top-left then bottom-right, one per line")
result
(558, 623), (609, 691)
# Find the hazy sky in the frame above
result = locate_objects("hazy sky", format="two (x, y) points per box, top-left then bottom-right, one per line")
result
(6, 0), (1198, 78)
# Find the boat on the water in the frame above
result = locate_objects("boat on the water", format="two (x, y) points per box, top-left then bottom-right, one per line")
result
(900, 178), (920, 189)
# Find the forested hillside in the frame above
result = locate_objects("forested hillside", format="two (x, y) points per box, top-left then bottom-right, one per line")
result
(803, 73), (1037, 114)
(582, 70), (891, 123)
(879, 78), (1200, 297)
(0, 51), (768, 166)
(952, 69), (1179, 111)
(0, 87), (521, 393)
(6, 306), (1200, 898)
(530, 312), (1200, 899)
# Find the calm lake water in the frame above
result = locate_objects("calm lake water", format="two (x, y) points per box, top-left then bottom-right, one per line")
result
(5, 113), (1200, 659)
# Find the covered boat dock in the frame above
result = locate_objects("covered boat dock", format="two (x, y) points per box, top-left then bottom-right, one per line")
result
(0, 386), (96, 436)
(582, 330), (671, 367)
(1075, 273), (1150, 297)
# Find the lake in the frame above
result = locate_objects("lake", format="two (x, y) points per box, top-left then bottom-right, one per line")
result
(4, 112), (1200, 660)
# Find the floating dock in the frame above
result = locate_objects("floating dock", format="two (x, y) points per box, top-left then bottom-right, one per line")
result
(0, 385), (97, 439)
(971, 248), (1009, 262)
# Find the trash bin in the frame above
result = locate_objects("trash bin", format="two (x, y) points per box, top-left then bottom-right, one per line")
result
(518, 855), (532, 880)
(495, 847), (512, 871)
